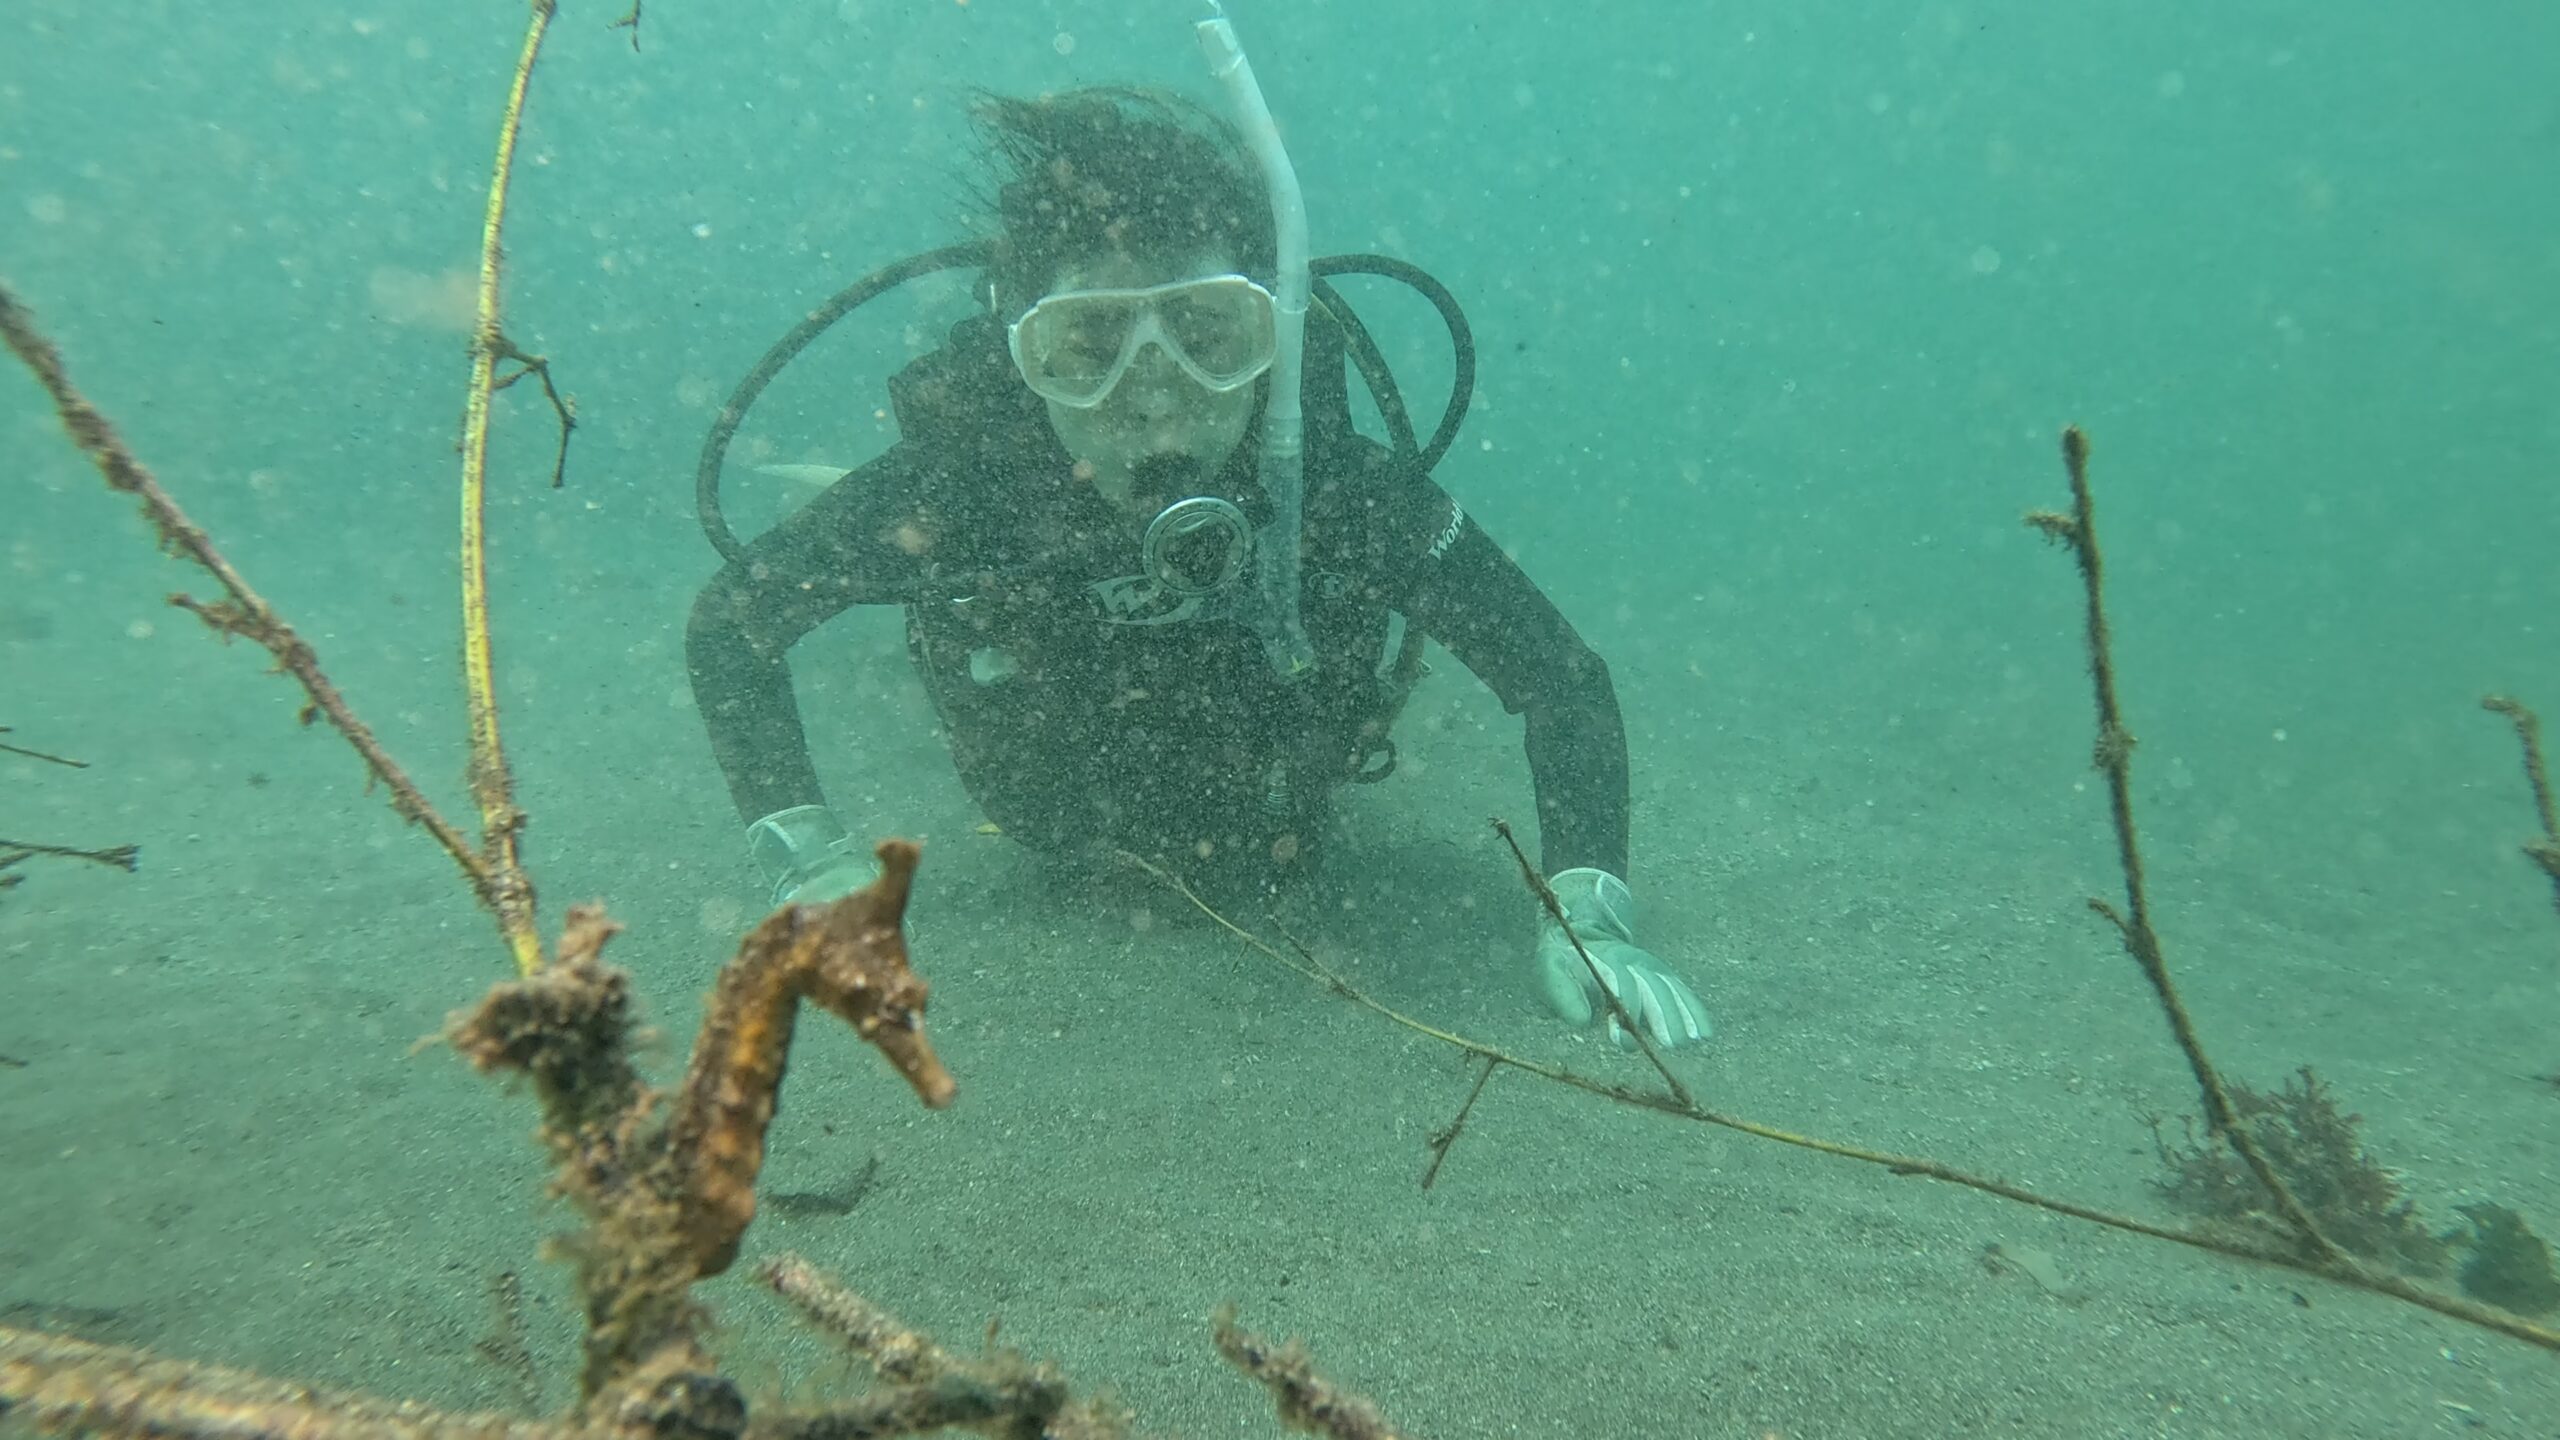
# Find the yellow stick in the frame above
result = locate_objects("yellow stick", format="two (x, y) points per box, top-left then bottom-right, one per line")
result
(459, 0), (559, 977)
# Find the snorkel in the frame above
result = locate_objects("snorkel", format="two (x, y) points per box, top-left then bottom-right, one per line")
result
(1196, 2), (1316, 678)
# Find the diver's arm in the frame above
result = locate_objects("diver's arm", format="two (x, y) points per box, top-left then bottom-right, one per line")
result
(1398, 496), (1706, 1046)
(1401, 507), (1633, 882)
(683, 448), (932, 826)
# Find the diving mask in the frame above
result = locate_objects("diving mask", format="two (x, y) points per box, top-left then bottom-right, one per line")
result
(1007, 273), (1278, 409)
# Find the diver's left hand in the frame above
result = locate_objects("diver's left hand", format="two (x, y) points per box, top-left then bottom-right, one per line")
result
(1533, 868), (1712, 1050)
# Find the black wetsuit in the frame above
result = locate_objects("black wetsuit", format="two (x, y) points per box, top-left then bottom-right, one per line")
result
(685, 312), (1629, 900)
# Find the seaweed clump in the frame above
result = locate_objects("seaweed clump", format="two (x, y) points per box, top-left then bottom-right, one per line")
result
(2151, 1066), (2448, 1274)
(2452, 1204), (2560, 1317)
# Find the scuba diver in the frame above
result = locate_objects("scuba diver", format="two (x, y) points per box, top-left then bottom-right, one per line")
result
(683, 80), (1709, 1051)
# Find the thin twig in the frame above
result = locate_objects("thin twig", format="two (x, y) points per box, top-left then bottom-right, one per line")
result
(491, 337), (577, 489)
(1421, 1056), (1498, 1190)
(2027, 424), (2345, 1270)
(757, 1254), (1119, 1438)
(0, 281), (496, 910)
(760, 1254), (952, 1385)
(2482, 696), (2559, 837)
(0, 1325), (561, 1440)
(2481, 695), (2560, 926)
(0, 727), (86, 767)
(1211, 1304), (1408, 1440)
(1130, 779), (2560, 1351)
(1493, 817), (1694, 1109)
(0, 838), (138, 871)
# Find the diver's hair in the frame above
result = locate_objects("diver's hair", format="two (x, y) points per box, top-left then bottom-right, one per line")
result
(968, 87), (1275, 316)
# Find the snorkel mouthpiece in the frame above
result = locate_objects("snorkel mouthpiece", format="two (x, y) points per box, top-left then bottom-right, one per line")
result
(1197, 4), (1315, 678)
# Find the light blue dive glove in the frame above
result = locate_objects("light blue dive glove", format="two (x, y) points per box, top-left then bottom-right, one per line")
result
(745, 804), (875, 907)
(1533, 868), (1711, 1050)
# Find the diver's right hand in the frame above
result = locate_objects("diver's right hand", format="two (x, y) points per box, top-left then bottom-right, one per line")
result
(744, 804), (875, 907)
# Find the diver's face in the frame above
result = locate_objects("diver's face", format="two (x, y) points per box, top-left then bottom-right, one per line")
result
(1032, 252), (1260, 519)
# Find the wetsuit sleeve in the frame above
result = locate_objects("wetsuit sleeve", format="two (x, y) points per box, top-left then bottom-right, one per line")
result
(683, 447), (940, 826)
(1399, 491), (1633, 883)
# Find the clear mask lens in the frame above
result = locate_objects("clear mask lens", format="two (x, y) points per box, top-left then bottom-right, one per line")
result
(1009, 275), (1277, 408)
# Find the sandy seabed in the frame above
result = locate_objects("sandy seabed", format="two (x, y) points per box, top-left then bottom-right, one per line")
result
(7, 585), (2556, 1440)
